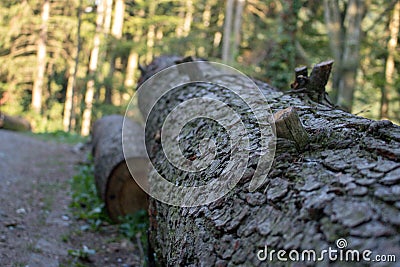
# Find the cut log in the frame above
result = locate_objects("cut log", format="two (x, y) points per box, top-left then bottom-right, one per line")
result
(0, 113), (31, 131)
(139, 56), (400, 266)
(92, 115), (148, 222)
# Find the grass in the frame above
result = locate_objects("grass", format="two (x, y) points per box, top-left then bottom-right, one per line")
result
(26, 130), (88, 144)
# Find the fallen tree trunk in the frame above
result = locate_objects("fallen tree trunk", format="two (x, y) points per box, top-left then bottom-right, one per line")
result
(0, 112), (31, 131)
(139, 57), (400, 266)
(92, 115), (148, 222)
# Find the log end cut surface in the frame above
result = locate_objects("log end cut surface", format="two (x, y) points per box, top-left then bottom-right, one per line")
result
(92, 115), (148, 222)
(106, 159), (148, 222)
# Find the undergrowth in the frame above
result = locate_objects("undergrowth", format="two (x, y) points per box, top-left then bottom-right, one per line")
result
(69, 154), (150, 264)
(70, 155), (109, 230)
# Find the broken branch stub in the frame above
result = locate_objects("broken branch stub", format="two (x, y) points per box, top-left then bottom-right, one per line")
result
(308, 60), (334, 95)
(294, 66), (308, 78)
(273, 107), (309, 151)
(290, 60), (334, 105)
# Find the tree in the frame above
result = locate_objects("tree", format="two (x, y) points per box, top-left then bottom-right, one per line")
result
(146, 0), (157, 64)
(63, 0), (83, 132)
(104, 0), (125, 104)
(182, 0), (193, 37)
(324, 0), (366, 112)
(232, 0), (245, 58)
(124, 50), (139, 88)
(81, 0), (108, 136)
(175, 0), (193, 38)
(381, 0), (400, 119)
(31, 0), (50, 113)
(0, 0), (399, 133)
(222, 0), (234, 63)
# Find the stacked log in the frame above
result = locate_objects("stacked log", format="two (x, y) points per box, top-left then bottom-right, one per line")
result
(92, 115), (148, 222)
(0, 112), (31, 131)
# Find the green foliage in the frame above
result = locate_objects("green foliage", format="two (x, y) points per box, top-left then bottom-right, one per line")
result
(0, 0), (399, 130)
(69, 156), (110, 230)
(119, 210), (150, 266)
(119, 210), (149, 242)
(69, 155), (150, 265)
(27, 130), (88, 144)
(70, 155), (150, 247)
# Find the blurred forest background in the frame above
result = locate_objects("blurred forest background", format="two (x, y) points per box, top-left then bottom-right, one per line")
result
(0, 0), (399, 135)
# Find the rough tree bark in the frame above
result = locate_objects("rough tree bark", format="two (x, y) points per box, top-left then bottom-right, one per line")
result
(92, 115), (148, 222)
(139, 56), (400, 266)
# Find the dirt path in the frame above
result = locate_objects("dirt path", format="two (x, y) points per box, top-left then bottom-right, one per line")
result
(0, 130), (141, 267)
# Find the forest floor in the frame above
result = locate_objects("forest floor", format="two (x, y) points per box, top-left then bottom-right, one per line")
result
(0, 129), (142, 267)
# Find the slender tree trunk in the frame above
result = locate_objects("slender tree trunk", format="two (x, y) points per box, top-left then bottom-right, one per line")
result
(124, 50), (139, 88)
(146, 1), (157, 64)
(231, 0), (245, 59)
(175, 0), (192, 37)
(281, 0), (300, 73)
(81, 0), (106, 136)
(336, 0), (365, 112)
(103, 0), (113, 104)
(70, 85), (81, 131)
(323, 0), (343, 102)
(111, 0), (124, 38)
(64, 65), (76, 131)
(124, 27), (142, 88)
(324, 0), (366, 112)
(105, 0), (125, 104)
(222, 0), (234, 63)
(213, 3), (225, 57)
(63, 0), (83, 132)
(32, 0), (50, 113)
(182, 0), (193, 37)
(381, 0), (400, 119)
(103, 0), (113, 35)
(175, 0), (185, 37)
